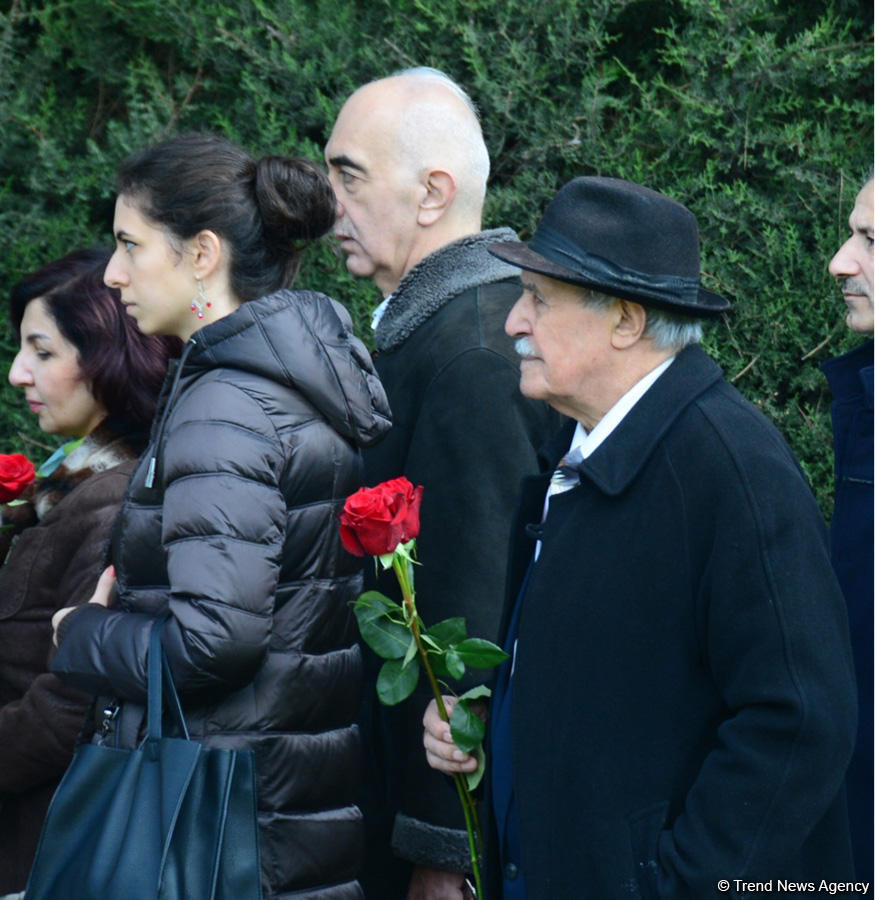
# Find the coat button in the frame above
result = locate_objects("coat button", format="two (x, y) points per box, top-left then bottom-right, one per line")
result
(504, 862), (519, 881)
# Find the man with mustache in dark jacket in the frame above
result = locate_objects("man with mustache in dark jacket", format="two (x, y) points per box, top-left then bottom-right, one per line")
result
(822, 174), (874, 883)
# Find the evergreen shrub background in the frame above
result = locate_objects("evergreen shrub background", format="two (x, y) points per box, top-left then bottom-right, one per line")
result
(0, 0), (871, 516)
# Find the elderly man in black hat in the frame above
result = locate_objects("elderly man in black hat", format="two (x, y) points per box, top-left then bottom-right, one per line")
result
(424, 177), (858, 898)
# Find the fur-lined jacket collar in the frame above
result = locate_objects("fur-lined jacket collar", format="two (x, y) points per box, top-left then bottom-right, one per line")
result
(2, 421), (142, 531)
(374, 227), (520, 353)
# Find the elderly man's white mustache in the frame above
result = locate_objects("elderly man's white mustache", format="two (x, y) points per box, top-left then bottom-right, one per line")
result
(515, 337), (536, 357)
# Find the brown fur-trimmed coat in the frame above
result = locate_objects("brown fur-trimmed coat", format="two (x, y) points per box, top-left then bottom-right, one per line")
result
(0, 423), (142, 894)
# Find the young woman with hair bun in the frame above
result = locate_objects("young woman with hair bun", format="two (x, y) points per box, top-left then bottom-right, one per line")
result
(50, 133), (391, 898)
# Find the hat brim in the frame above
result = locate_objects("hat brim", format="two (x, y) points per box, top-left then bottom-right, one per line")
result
(489, 241), (730, 318)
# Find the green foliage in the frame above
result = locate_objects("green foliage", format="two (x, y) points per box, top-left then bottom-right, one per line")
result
(353, 590), (411, 660)
(352, 589), (508, 707)
(352, 570), (503, 791)
(0, 0), (871, 516)
(449, 697), (486, 755)
(376, 656), (420, 705)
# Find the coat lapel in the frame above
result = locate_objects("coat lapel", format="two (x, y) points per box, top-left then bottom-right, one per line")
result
(577, 345), (723, 496)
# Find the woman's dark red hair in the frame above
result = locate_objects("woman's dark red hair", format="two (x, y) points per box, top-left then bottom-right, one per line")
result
(9, 248), (179, 431)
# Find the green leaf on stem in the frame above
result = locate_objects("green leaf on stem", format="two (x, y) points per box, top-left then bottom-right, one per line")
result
(465, 742), (487, 792)
(402, 635), (418, 669)
(354, 590), (401, 613)
(354, 591), (409, 660)
(450, 698), (486, 753)
(425, 617), (467, 649)
(445, 647), (466, 680)
(453, 638), (509, 669)
(377, 657), (420, 705)
(420, 633), (443, 652)
(457, 686), (490, 787)
(458, 684), (492, 702)
(394, 538), (418, 565)
(426, 652), (451, 679)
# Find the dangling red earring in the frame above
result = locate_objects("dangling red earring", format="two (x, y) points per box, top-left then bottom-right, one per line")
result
(190, 278), (213, 319)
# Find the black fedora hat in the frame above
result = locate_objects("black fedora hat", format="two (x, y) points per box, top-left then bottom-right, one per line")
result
(489, 176), (730, 317)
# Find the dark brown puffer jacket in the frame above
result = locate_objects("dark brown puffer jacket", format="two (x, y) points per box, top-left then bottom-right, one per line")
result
(52, 290), (392, 899)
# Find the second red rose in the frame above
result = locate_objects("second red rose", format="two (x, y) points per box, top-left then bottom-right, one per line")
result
(0, 453), (36, 504)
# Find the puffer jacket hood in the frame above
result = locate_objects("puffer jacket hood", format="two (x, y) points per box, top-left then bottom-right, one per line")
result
(185, 289), (391, 447)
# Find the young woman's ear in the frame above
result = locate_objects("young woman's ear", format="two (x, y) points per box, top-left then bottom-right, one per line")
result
(191, 230), (223, 280)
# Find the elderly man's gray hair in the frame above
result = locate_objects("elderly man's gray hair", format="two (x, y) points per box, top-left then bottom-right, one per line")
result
(580, 287), (703, 352)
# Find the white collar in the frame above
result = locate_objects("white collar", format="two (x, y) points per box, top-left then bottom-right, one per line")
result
(575, 355), (675, 459)
(371, 295), (392, 332)
(536, 356), (674, 561)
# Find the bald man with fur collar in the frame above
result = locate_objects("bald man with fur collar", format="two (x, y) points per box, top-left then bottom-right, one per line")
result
(326, 69), (559, 899)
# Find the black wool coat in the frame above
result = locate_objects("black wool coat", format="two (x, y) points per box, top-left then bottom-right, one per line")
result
(493, 345), (856, 899)
(362, 229), (562, 877)
(53, 291), (392, 900)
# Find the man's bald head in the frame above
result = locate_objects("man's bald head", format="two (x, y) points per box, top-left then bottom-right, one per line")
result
(383, 67), (490, 214)
(325, 69), (490, 294)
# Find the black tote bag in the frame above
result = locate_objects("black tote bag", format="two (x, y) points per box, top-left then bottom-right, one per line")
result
(26, 617), (262, 900)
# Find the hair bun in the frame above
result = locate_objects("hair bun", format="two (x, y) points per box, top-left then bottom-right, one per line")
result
(116, 133), (330, 298)
(254, 156), (336, 250)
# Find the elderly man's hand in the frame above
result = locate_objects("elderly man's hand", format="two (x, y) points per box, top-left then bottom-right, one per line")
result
(407, 865), (473, 900)
(422, 697), (479, 775)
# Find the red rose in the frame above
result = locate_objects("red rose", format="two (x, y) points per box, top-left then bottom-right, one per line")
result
(339, 476), (424, 557)
(0, 453), (35, 503)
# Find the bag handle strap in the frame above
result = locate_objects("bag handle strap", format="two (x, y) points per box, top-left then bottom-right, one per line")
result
(146, 616), (191, 742)
(146, 617), (165, 741)
(162, 653), (190, 740)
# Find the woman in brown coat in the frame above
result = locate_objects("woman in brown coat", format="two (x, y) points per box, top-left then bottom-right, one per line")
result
(0, 249), (175, 895)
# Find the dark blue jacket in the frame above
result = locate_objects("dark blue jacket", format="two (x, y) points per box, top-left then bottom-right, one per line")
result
(822, 338), (874, 880)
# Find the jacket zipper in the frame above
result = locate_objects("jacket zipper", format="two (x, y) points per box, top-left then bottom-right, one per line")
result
(144, 338), (197, 489)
